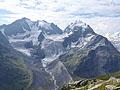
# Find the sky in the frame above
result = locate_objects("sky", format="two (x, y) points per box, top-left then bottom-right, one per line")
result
(0, 0), (120, 35)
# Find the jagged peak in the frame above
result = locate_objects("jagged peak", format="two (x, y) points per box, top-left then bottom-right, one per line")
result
(69, 20), (88, 29)
(21, 17), (31, 21)
(64, 20), (95, 35)
(36, 20), (58, 26)
(20, 17), (33, 24)
(36, 20), (59, 29)
(9, 17), (33, 26)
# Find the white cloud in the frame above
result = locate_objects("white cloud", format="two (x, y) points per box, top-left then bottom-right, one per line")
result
(0, 0), (120, 34)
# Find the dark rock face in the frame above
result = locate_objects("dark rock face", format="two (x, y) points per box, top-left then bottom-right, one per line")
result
(63, 23), (96, 48)
(25, 41), (33, 48)
(38, 33), (45, 42)
(4, 18), (31, 36)
(31, 46), (45, 60)
(74, 46), (120, 78)
(50, 23), (63, 34)
(64, 21), (95, 35)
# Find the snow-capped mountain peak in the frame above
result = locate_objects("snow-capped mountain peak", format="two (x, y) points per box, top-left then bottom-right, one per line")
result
(64, 20), (95, 36)
(71, 20), (88, 29)
(62, 20), (97, 48)
(0, 18), (63, 56)
(16, 17), (33, 27)
(36, 20), (52, 30)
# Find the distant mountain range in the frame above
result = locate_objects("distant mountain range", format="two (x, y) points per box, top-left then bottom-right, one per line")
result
(0, 18), (120, 90)
(105, 32), (120, 52)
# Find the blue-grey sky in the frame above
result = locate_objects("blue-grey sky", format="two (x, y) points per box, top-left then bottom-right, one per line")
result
(0, 0), (120, 34)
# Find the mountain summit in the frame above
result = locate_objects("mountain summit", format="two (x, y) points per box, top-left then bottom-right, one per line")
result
(64, 20), (95, 35)
(63, 20), (96, 48)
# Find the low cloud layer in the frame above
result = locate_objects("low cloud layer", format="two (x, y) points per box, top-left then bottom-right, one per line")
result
(0, 0), (120, 34)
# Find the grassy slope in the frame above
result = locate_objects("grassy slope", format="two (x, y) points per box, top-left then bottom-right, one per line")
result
(0, 43), (33, 90)
(61, 71), (120, 90)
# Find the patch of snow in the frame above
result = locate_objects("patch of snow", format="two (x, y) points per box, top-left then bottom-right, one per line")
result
(15, 48), (31, 56)
(69, 20), (88, 31)
(38, 20), (52, 30)
(42, 53), (61, 67)
(0, 29), (6, 36)
(30, 29), (42, 45)
(25, 19), (33, 29)
(44, 33), (69, 41)
(71, 35), (95, 48)
(9, 26), (41, 46)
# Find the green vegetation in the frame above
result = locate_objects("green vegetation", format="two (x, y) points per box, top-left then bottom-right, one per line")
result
(0, 55), (33, 90)
(61, 71), (120, 90)
(97, 72), (120, 80)
(60, 49), (88, 80)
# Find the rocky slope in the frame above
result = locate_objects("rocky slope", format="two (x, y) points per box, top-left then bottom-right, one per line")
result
(62, 77), (120, 90)
(62, 72), (120, 90)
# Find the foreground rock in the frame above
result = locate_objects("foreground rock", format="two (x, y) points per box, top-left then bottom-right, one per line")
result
(62, 77), (120, 90)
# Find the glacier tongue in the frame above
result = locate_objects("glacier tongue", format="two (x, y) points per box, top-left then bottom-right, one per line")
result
(15, 48), (31, 56)
(8, 27), (42, 56)
(37, 20), (52, 30)
(42, 54), (61, 67)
